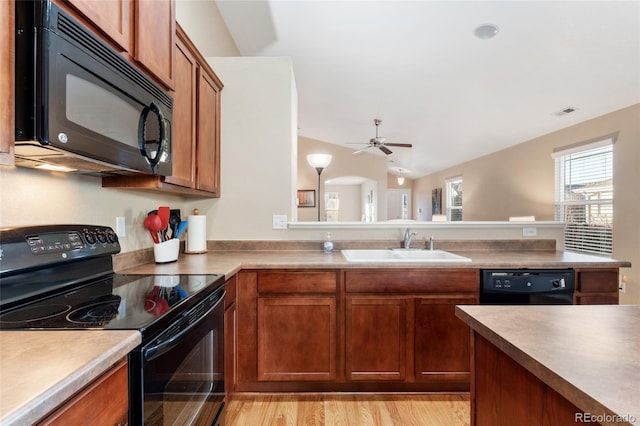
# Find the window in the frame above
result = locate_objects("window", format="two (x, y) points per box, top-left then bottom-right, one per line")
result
(446, 176), (463, 221)
(553, 137), (614, 256)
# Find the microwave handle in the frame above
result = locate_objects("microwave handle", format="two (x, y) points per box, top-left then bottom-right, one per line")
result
(138, 101), (166, 171)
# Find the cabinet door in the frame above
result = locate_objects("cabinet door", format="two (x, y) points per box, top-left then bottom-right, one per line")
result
(135, 0), (175, 89)
(195, 68), (222, 195)
(574, 269), (619, 304)
(257, 297), (336, 381)
(165, 35), (197, 188)
(414, 296), (476, 383)
(65, 0), (131, 50)
(346, 297), (407, 381)
(224, 276), (237, 396)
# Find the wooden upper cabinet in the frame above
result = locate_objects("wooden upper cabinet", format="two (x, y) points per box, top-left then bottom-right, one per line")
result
(164, 35), (197, 188)
(63, 0), (174, 89)
(135, 0), (175, 90)
(196, 67), (222, 194)
(102, 23), (223, 197)
(65, 0), (131, 51)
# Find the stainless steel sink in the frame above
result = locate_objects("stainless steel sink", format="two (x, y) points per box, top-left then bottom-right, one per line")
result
(341, 249), (472, 263)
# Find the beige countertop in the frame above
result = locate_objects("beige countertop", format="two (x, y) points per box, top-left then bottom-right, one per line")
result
(0, 330), (141, 426)
(117, 248), (631, 278)
(456, 305), (639, 425)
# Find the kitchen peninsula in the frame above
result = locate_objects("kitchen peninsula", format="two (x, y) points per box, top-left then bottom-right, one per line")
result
(119, 242), (630, 395)
(456, 305), (639, 426)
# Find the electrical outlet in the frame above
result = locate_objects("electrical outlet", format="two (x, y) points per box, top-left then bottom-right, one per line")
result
(619, 275), (627, 293)
(116, 216), (126, 237)
(272, 215), (288, 229)
(522, 227), (537, 237)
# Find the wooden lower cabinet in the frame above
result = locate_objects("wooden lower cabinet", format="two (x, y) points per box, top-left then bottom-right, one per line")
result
(472, 333), (582, 426)
(235, 268), (478, 392)
(258, 296), (336, 381)
(38, 359), (128, 425)
(224, 275), (238, 397)
(344, 270), (478, 390)
(414, 295), (476, 384)
(346, 297), (407, 381)
(236, 270), (338, 391)
(574, 268), (619, 305)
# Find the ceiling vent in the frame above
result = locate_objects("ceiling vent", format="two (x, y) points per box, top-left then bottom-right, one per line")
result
(554, 106), (580, 116)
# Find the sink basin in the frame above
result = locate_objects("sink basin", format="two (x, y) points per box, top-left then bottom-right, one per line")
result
(341, 249), (472, 263)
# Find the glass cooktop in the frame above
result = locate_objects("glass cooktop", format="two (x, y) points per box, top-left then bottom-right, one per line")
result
(0, 274), (223, 334)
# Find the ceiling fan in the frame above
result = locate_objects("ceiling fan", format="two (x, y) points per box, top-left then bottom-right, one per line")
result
(349, 119), (413, 155)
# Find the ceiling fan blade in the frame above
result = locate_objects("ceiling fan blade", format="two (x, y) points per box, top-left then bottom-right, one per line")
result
(385, 143), (413, 148)
(346, 142), (368, 145)
(379, 145), (393, 155)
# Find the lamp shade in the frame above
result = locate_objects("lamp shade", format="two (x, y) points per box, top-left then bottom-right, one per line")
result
(397, 176), (405, 185)
(307, 154), (332, 169)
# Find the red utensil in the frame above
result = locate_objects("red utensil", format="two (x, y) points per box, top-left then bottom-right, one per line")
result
(143, 214), (162, 243)
(158, 206), (170, 241)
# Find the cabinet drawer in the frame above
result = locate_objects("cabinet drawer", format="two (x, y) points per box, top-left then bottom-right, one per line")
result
(576, 269), (619, 293)
(345, 270), (478, 293)
(258, 271), (337, 294)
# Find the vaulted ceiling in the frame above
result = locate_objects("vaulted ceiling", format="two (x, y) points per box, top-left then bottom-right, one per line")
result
(216, 1), (640, 178)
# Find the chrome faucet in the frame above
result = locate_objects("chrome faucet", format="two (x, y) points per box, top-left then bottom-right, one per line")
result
(428, 236), (435, 251)
(403, 229), (417, 248)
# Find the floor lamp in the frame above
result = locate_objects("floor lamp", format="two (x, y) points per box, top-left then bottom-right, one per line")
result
(306, 154), (332, 221)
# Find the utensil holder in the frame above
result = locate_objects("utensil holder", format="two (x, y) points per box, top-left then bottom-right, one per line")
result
(153, 239), (180, 264)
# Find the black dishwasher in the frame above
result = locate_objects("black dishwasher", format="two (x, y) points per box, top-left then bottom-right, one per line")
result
(480, 269), (575, 305)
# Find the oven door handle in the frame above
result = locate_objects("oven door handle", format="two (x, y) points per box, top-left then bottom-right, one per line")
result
(143, 293), (224, 362)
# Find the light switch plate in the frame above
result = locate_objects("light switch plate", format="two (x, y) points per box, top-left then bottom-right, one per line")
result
(272, 215), (288, 229)
(522, 227), (537, 237)
(116, 216), (126, 237)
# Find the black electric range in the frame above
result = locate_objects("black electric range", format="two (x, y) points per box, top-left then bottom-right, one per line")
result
(0, 224), (226, 425)
(0, 225), (223, 334)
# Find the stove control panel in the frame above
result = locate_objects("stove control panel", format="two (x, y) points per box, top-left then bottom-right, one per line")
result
(26, 231), (85, 254)
(0, 225), (120, 275)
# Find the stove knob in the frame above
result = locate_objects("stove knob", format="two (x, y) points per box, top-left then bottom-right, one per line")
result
(83, 230), (97, 245)
(96, 229), (107, 244)
(105, 228), (118, 244)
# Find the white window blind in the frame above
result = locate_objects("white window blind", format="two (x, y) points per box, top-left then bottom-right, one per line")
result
(553, 138), (613, 256)
(446, 176), (463, 221)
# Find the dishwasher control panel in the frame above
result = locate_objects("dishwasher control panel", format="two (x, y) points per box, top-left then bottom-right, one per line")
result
(481, 269), (575, 294)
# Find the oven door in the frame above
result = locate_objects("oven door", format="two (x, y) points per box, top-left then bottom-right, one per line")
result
(130, 288), (225, 426)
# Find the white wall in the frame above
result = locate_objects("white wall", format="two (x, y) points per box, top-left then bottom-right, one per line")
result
(194, 57), (298, 239)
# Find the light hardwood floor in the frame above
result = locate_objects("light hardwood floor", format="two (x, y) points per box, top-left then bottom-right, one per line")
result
(226, 394), (471, 426)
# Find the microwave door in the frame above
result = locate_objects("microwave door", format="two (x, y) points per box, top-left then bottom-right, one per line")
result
(50, 50), (157, 174)
(34, 14), (171, 176)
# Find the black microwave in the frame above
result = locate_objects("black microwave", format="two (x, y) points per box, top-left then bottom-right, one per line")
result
(14, 0), (172, 176)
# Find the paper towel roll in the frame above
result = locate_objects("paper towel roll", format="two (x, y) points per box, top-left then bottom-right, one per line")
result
(186, 214), (207, 253)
